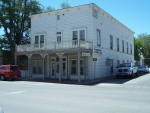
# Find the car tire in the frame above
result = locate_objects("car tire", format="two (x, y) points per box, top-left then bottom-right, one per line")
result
(116, 75), (119, 79)
(136, 72), (139, 77)
(131, 72), (134, 79)
(0, 75), (5, 81)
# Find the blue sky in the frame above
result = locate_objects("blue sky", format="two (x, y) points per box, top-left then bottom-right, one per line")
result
(38, 0), (150, 37)
(0, 0), (150, 37)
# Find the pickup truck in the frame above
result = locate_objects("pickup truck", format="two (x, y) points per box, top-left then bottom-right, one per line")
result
(0, 65), (21, 81)
(116, 63), (138, 79)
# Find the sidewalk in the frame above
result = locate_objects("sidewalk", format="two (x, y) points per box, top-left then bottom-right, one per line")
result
(21, 75), (115, 85)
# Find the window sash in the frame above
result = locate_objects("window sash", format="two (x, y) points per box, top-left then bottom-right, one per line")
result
(110, 35), (113, 49)
(97, 29), (101, 46)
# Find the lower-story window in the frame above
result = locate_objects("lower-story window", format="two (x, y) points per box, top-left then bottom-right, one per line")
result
(71, 60), (76, 74)
(71, 59), (84, 75)
(32, 59), (42, 74)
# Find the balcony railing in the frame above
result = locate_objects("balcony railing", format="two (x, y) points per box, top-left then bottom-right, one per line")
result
(16, 40), (93, 52)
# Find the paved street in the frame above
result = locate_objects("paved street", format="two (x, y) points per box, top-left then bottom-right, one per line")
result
(0, 73), (150, 113)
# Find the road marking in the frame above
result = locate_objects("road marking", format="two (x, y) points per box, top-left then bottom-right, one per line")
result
(6, 91), (26, 95)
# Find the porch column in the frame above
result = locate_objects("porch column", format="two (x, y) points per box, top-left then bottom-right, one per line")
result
(15, 55), (17, 65)
(40, 54), (47, 80)
(47, 54), (50, 78)
(78, 52), (81, 83)
(56, 53), (64, 82)
(26, 54), (32, 79)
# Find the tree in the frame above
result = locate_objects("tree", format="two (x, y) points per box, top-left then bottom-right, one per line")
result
(137, 33), (150, 66)
(0, 0), (42, 64)
(60, 0), (71, 9)
(134, 38), (146, 61)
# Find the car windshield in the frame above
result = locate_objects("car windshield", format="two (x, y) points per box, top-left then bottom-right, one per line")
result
(10, 66), (18, 71)
(118, 63), (131, 67)
(138, 66), (146, 68)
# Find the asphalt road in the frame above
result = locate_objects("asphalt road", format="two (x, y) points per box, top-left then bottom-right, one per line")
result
(0, 73), (150, 113)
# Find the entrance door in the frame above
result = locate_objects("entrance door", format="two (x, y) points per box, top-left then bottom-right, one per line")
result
(51, 58), (56, 78)
(51, 57), (67, 79)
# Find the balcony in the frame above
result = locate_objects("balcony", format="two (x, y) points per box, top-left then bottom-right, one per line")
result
(16, 40), (93, 52)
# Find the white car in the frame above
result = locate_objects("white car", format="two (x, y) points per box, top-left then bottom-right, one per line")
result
(116, 63), (138, 79)
(138, 65), (150, 73)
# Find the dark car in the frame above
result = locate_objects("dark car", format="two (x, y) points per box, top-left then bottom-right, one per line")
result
(138, 65), (149, 73)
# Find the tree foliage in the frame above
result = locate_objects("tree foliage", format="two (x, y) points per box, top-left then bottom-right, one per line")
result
(60, 0), (71, 9)
(137, 33), (150, 66)
(134, 38), (146, 61)
(0, 0), (42, 64)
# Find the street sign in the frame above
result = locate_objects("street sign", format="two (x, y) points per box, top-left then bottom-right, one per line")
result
(82, 52), (91, 56)
(93, 58), (97, 61)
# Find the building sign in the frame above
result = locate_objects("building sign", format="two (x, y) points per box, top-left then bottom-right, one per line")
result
(94, 47), (102, 55)
(93, 58), (97, 61)
(82, 52), (91, 56)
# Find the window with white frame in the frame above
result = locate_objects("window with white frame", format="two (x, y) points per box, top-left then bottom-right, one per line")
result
(110, 35), (113, 49)
(122, 40), (124, 52)
(56, 31), (62, 42)
(71, 59), (84, 75)
(126, 42), (128, 53)
(117, 38), (119, 51)
(34, 34), (45, 48)
(72, 29), (86, 41)
(97, 29), (101, 46)
(130, 44), (132, 54)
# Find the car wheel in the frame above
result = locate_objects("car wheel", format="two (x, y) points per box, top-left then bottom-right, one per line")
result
(0, 75), (5, 81)
(131, 72), (134, 78)
(136, 72), (139, 77)
(116, 75), (119, 79)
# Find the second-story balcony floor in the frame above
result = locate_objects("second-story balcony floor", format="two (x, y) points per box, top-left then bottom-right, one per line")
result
(15, 40), (93, 55)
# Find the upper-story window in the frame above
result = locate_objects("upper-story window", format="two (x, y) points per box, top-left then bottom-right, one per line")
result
(126, 42), (128, 53)
(117, 38), (119, 51)
(57, 15), (60, 20)
(110, 35), (113, 49)
(130, 44), (132, 54)
(97, 29), (101, 46)
(122, 40), (124, 52)
(56, 31), (62, 42)
(34, 34), (45, 48)
(72, 29), (86, 41)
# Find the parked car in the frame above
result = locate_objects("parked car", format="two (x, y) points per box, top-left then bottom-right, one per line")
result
(0, 108), (4, 113)
(0, 64), (21, 81)
(138, 65), (149, 73)
(116, 63), (138, 79)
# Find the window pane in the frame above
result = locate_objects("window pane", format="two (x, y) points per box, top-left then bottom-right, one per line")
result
(80, 30), (85, 41)
(57, 36), (61, 42)
(110, 35), (113, 49)
(40, 35), (44, 43)
(71, 60), (76, 74)
(97, 29), (101, 46)
(73, 31), (78, 40)
(37, 60), (42, 67)
(35, 36), (39, 43)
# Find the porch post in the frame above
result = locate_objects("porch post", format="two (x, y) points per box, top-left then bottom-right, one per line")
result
(56, 53), (64, 82)
(15, 55), (17, 65)
(47, 54), (50, 78)
(78, 52), (81, 83)
(40, 54), (47, 80)
(26, 54), (32, 79)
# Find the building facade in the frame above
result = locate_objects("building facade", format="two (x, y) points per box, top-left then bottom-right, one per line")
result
(15, 3), (134, 82)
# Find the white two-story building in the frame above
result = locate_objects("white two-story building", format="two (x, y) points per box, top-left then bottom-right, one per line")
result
(15, 3), (134, 82)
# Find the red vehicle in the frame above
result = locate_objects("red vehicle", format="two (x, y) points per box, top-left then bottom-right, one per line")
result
(0, 65), (21, 81)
